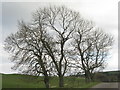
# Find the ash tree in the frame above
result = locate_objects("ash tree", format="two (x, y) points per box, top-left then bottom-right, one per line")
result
(32, 6), (81, 87)
(72, 20), (114, 82)
(4, 21), (52, 88)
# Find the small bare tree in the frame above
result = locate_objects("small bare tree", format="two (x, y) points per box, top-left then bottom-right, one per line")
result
(72, 20), (114, 81)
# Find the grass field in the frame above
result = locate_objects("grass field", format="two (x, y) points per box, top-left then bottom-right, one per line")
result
(2, 74), (99, 88)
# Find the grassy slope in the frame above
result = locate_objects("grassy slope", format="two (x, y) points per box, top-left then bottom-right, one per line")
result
(2, 74), (99, 88)
(101, 71), (120, 75)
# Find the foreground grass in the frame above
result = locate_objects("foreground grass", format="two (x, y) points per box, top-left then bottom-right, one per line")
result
(2, 74), (99, 88)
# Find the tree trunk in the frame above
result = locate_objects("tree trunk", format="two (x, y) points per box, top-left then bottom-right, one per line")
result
(85, 71), (93, 82)
(89, 72), (94, 82)
(85, 70), (88, 82)
(85, 70), (91, 82)
(44, 76), (50, 88)
(59, 75), (64, 87)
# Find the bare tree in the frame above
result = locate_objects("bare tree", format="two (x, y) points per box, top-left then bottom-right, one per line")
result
(32, 6), (80, 87)
(72, 20), (114, 82)
(4, 21), (52, 88)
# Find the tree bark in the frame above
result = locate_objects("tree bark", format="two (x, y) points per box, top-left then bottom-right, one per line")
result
(44, 75), (50, 88)
(85, 70), (92, 82)
(59, 75), (64, 87)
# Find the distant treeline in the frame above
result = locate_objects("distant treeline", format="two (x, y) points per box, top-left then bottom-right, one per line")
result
(70, 71), (120, 82)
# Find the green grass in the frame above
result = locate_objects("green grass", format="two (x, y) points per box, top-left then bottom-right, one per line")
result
(2, 74), (99, 88)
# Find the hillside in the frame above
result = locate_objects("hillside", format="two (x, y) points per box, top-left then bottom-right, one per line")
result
(102, 70), (120, 75)
(94, 70), (120, 82)
(2, 73), (99, 88)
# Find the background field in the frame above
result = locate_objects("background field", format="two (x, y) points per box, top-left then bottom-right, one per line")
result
(2, 70), (119, 88)
(2, 74), (99, 88)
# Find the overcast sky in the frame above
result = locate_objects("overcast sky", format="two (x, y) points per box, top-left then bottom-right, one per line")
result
(0, 0), (119, 74)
